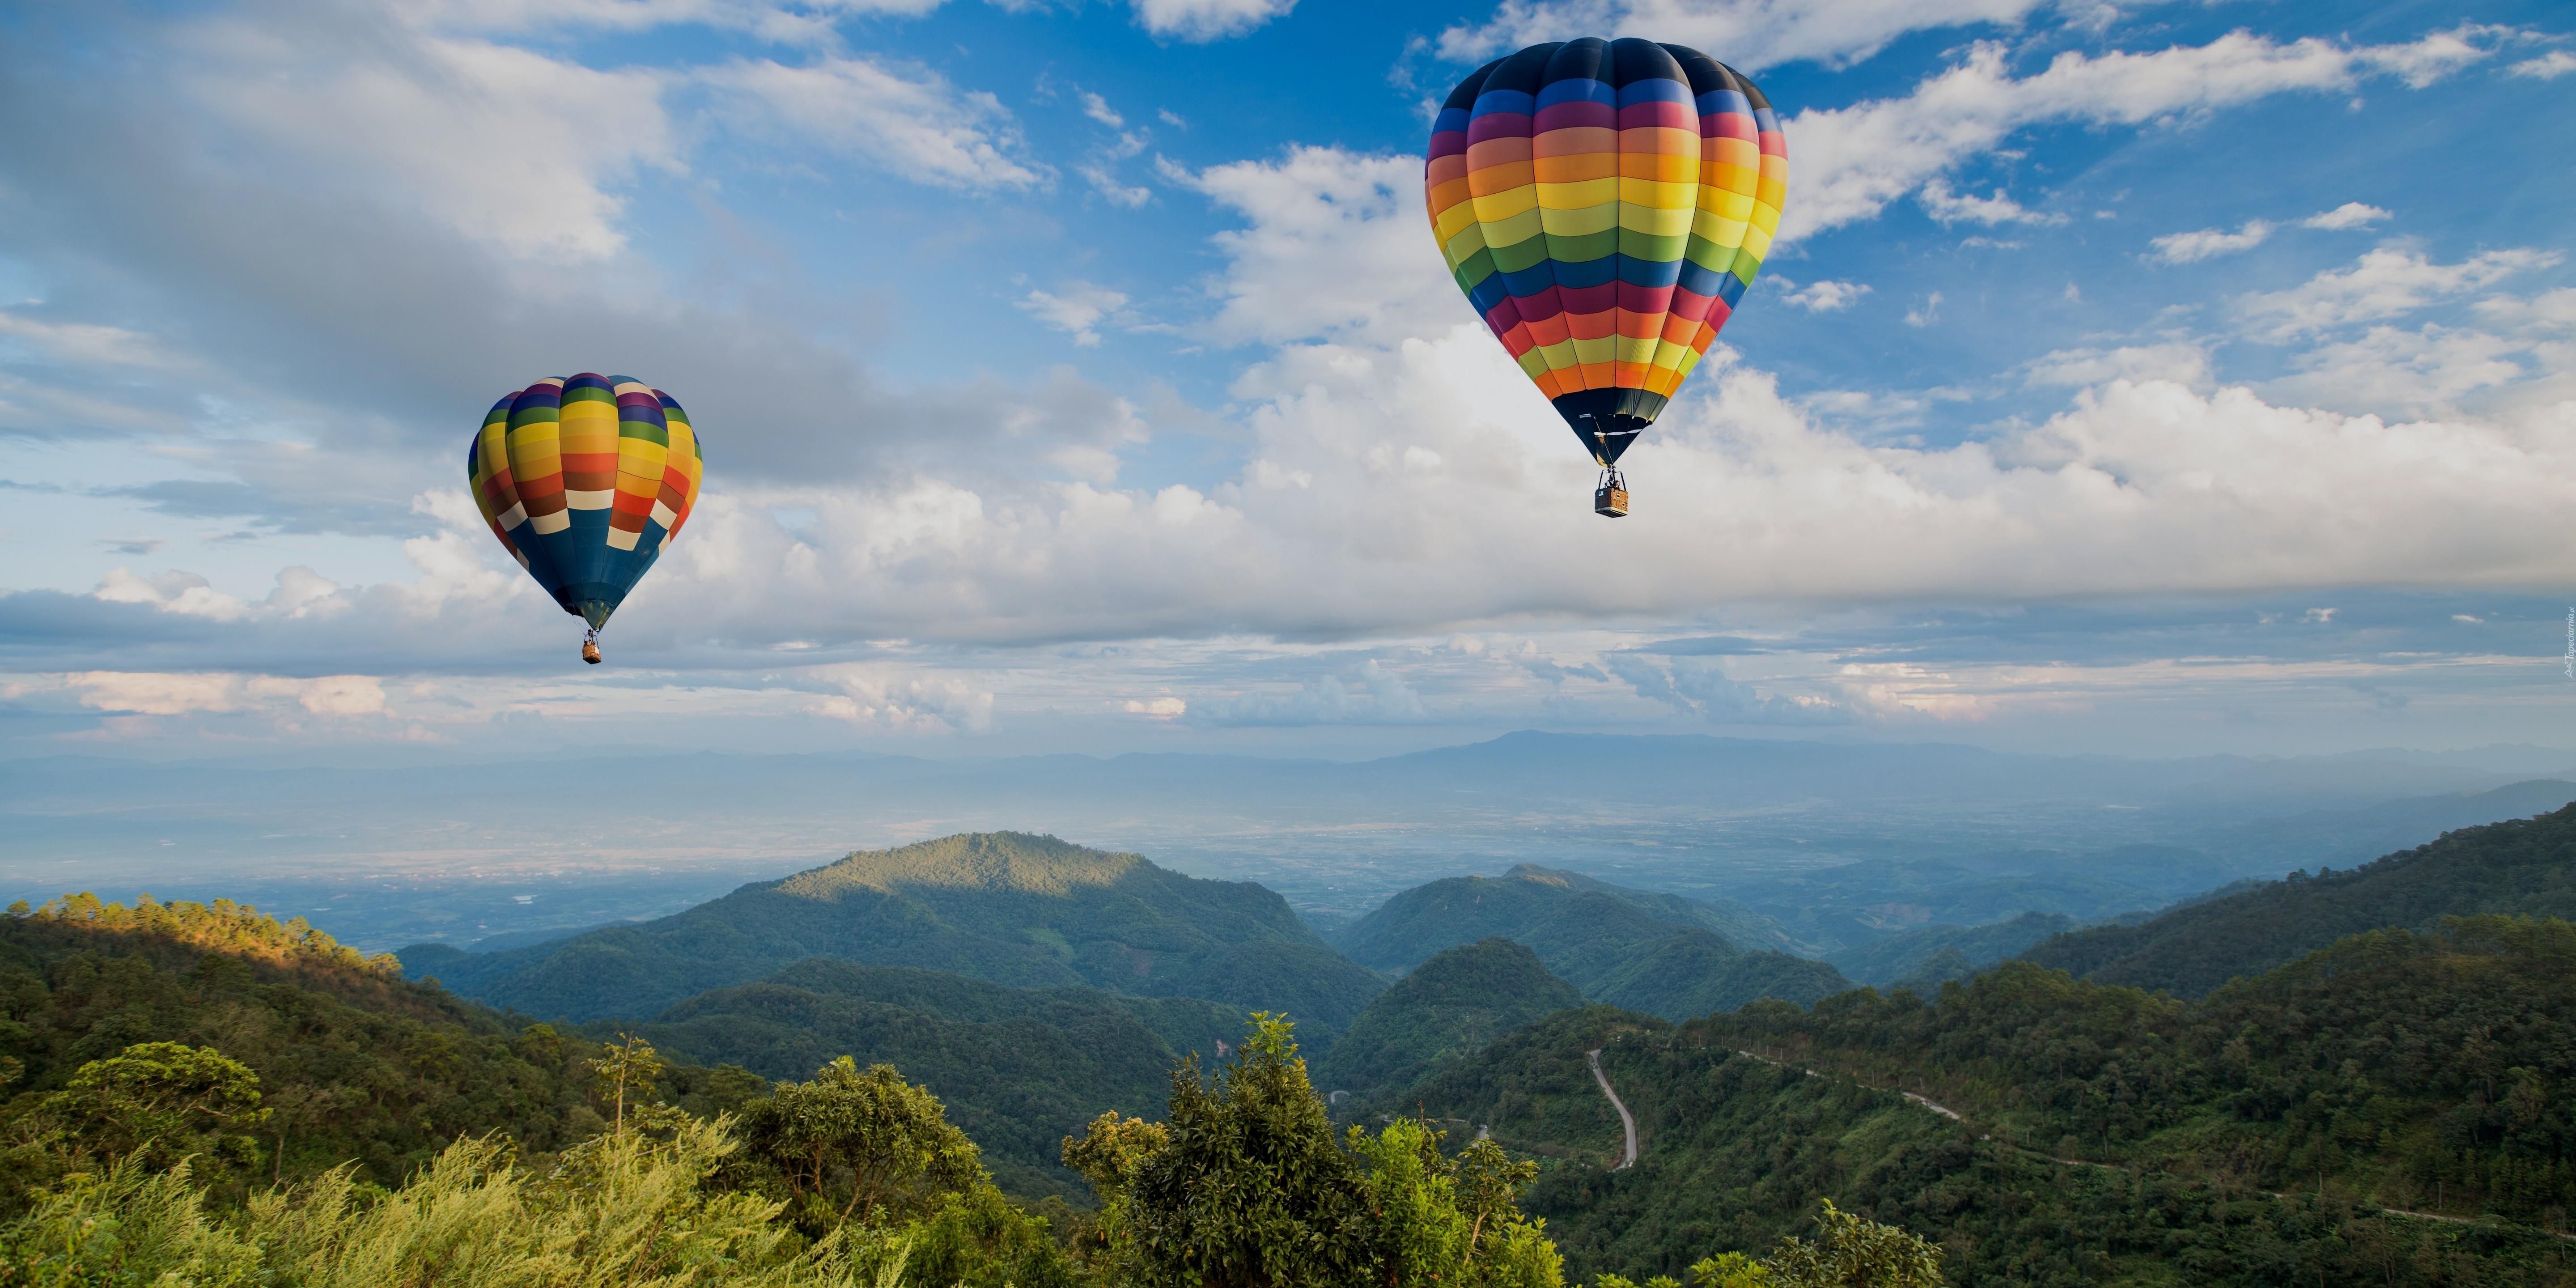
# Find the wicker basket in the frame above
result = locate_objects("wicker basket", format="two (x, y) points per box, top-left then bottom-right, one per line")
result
(1594, 485), (1629, 517)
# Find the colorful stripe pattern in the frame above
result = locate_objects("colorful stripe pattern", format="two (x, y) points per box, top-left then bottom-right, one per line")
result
(1427, 38), (1786, 465)
(466, 373), (702, 633)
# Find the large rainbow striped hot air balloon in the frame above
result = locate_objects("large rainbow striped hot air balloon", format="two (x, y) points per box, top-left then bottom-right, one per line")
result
(1426, 38), (1786, 516)
(467, 374), (703, 664)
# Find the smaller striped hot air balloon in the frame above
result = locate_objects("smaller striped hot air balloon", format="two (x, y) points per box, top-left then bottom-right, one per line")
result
(467, 374), (703, 664)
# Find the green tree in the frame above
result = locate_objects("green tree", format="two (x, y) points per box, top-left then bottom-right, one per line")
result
(1111, 1014), (1381, 1288)
(734, 1056), (985, 1233)
(587, 1031), (668, 1133)
(42, 1042), (268, 1173)
(1759, 1202), (1940, 1288)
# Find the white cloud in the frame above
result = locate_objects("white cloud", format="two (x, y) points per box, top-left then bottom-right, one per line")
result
(1019, 283), (1133, 347)
(2508, 51), (2576, 79)
(2238, 245), (2562, 339)
(1187, 659), (1430, 726)
(2267, 324), (2533, 414)
(1786, 27), (2512, 242)
(705, 56), (1044, 191)
(392, 0), (948, 44)
(0, 312), (191, 370)
(1606, 653), (1849, 725)
(1180, 148), (1457, 348)
(1130, 0), (1295, 42)
(1079, 164), (1153, 208)
(179, 18), (680, 260)
(2302, 202), (2390, 230)
(2150, 221), (2273, 264)
(1438, 0), (2061, 72)
(2024, 342), (2212, 389)
(1079, 90), (1125, 128)
(62, 671), (389, 719)
(1776, 279), (1872, 312)
(1918, 178), (2063, 226)
(1904, 292), (1943, 327)
(804, 664), (995, 732)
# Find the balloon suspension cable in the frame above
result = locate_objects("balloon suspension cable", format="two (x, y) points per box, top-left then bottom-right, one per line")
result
(581, 626), (602, 666)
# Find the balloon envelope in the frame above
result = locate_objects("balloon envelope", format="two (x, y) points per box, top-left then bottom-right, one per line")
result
(1426, 38), (1786, 465)
(466, 374), (703, 633)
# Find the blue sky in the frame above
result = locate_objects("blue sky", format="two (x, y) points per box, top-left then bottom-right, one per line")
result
(2, 0), (2573, 762)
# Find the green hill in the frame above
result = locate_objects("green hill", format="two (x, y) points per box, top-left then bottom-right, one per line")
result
(399, 832), (1386, 1027)
(1407, 917), (2576, 1286)
(1827, 910), (2077, 986)
(1332, 867), (1849, 1020)
(1309, 937), (1583, 1098)
(2023, 801), (2576, 996)
(633, 959), (1243, 1199)
(0, 893), (756, 1197)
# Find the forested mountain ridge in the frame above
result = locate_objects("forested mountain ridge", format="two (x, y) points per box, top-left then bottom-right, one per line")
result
(1409, 916), (2576, 1285)
(1828, 911), (2077, 986)
(2024, 800), (2576, 995)
(632, 959), (1243, 1199)
(0, 894), (761, 1198)
(1311, 938), (1584, 1099)
(1331, 866), (1849, 1020)
(399, 832), (1385, 1027)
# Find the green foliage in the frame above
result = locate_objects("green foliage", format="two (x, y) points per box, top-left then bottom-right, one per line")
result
(0, 1120), (882, 1287)
(733, 1057), (986, 1233)
(1068, 1013), (1568, 1288)
(1759, 1201), (1941, 1288)
(405, 833), (1387, 1031)
(1411, 915), (2576, 1285)
(1332, 870), (1847, 1022)
(1313, 939), (1584, 1098)
(1828, 913), (2075, 988)
(2025, 801), (2576, 996)
(0, 895), (728, 1203)
(640, 960), (1240, 1198)
(41, 1041), (268, 1176)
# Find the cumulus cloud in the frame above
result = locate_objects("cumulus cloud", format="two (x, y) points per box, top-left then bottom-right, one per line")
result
(2237, 245), (2562, 340)
(1180, 148), (1459, 348)
(2508, 51), (2576, 79)
(1774, 279), (1872, 312)
(1019, 283), (1134, 347)
(1438, 0), (2062, 71)
(64, 671), (389, 718)
(1785, 27), (2511, 242)
(1130, 0), (1295, 41)
(2303, 202), (2391, 230)
(1605, 652), (1849, 725)
(704, 56), (1044, 191)
(2151, 204), (2391, 262)
(2024, 342), (2212, 389)
(1918, 178), (2062, 226)
(178, 12), (681, 261)
(2150, 221), (2273, 264)
(1187, 659), (1431, 726)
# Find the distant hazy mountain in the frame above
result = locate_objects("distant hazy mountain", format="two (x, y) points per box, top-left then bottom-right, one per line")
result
(2024, 800), (2576, 996)
(1333, 866), (1849, 1019)
(635, 959), (1242, 1198)
(1311, 938), (1585, 1098)
(399, 832), (1385, 1026)
(1828, 911), (2079, 986)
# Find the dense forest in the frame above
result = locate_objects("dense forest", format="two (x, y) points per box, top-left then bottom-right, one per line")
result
(1331, 867), (1850, 1020)
(2026, 802), (2576, 995)
(1404, 917), (2576, 1286)
(401, 833), (1387, 1029)
(0, 894), (1936, 1287)
(637, 959), (1243, 1198)
(1311, 938), (1585, 1098)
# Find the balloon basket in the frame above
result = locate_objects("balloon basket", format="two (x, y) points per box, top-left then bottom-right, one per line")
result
(1593, 469), (1629, 518)
(581, 633), (602, 665)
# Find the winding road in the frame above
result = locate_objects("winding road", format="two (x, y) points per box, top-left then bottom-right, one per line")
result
(1585, 1048), (1638, 1170)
